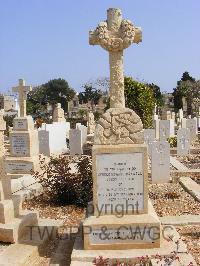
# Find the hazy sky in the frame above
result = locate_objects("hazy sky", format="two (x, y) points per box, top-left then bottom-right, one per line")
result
(0, 0), (200, 93)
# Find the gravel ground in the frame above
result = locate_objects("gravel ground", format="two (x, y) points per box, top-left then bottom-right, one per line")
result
(0, 242), (10, 256)
(23, 194), (85, 227)
(23, 194), (85, 266)
(149, 183), (200, 216)
(176, 225), (200, 266)
(177, 154), (200, 170)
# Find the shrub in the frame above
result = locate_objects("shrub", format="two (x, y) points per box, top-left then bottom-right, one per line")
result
(34, 155), (92, 207)
(3, 115), (16, 136)
(167, 137), (177, 148)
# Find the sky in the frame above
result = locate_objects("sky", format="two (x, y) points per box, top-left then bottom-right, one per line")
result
(0, 0), (200, 94)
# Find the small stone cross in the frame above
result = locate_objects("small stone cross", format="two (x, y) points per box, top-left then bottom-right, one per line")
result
(89, 8), (142, 108)
(12, 79), (32, 117)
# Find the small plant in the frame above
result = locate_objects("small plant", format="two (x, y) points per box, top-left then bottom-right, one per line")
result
(3, 114), (16, 136)
(167, 137), (177, 148)
(33, 155), (92, 206)
(93, 256), (109, 266)
(35, 117), (44, 128)
(93, 256), (151, 266)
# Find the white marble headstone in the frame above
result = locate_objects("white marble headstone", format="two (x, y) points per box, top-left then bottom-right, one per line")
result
(144, 129), (156, 157)
(38, 123), (68, 156)
(76, 124), (87, 144)
(159, 120), (174, 140)
(186, 119), (197, 141)
(177, 128), (190, 156)
(151, 141), (170, 183)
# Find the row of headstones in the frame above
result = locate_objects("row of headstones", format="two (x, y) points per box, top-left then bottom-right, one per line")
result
(155, 108), (200, 128)
(144, 119), (198, 184)
(38, 122), (89, 156)
(153, 118), (198, 142)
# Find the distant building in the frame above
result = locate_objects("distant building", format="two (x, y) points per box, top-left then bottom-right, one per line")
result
(0, 94), (18, 115)
(162, 93), (174, 110)
(68, 92), (108, 118)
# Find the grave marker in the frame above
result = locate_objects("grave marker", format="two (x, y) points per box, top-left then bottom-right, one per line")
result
(151, 141), (170, 183)
(186, 118), (197, 141)
(177, 128), (190, 156)
(159, 120), (174, 140)
(69, 129), (82, 155)
(82, 8), (161, 250)
(144, 129), (156, 157)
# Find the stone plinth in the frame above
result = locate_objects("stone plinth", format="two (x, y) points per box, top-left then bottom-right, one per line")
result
(6, 116), (40, 178)
(82, 144), (161, 250)
(83, 201), (160, 250)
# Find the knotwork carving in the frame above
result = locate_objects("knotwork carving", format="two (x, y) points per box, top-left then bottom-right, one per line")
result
(94, 108), (144, 145)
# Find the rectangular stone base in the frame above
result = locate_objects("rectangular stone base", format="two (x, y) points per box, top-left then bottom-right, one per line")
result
(0, 210), (38, 243)
(6, 156), (40, 178)
(0, 199), (15, 223)
(71, 225), (190, 265)
(83, 200), (161, 250)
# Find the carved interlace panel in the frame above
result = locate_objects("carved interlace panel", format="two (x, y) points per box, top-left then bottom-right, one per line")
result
(90, 19), (142, 52)
(94, 108), (144, 145)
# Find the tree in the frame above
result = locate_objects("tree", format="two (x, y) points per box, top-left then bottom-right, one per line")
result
(124, 77), (156, 128)
(147, 83), (164, 107)
(178, 80), (200, 115)
(78, 84), (102, 108)
(173, 71), (195, 111)
(27, 78), (75, 117)
(27, 86), (48, 117)
(43, 78), (75, 111)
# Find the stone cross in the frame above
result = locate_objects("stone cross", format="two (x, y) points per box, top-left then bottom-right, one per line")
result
(89, 8), (142, 108)
(12, 79), (32, 117)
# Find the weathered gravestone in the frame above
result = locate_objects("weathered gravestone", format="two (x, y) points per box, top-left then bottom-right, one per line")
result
(162, 110), (171, 120)
(181, 117), (187, 128)
(82, 8), (161, 250)
(69, 129), (82, 156)
(186, 118), (197, 141)
(87, 111), (95, 134)
(76, 124), (87, 144)
(6, 79), (40, 180)
(144, 129), (156, 157)
(0, 114), (38, 243)
(53, 103), (66, 122)
(159, 120), (174, 140)
(177, 128), (190, 156)
(151, 141), (170, 183)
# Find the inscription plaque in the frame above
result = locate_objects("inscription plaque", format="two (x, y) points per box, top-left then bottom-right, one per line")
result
(89, 227), (156, 244)
(14, 120), (27, 130)
(11, 135), (29, 156)
(6, 162), (33, 173)
(96, 153), (144, 213)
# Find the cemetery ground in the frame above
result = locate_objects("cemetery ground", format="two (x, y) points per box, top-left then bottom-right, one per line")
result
(6, 152), (197, 266)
